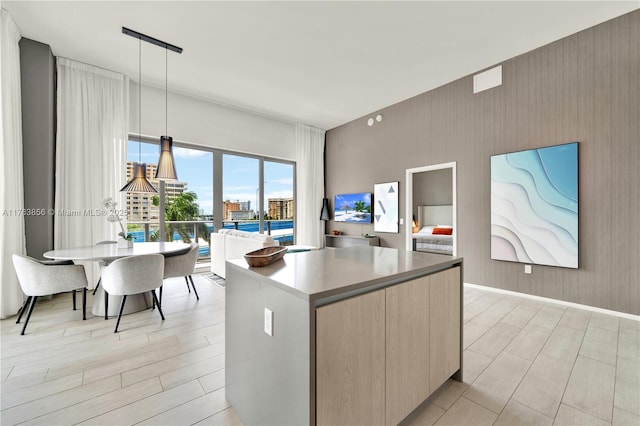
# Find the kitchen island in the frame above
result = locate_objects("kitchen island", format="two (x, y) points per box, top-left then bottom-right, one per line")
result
(225, 246), (463, 425)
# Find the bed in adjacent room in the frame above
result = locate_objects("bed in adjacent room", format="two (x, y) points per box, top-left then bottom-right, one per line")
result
(413, 205), (454, 255)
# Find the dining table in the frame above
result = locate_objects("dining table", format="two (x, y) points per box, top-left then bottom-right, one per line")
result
(43, 242), (191, 317)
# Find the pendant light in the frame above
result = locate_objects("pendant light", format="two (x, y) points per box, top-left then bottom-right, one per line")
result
(155, 46), (178, 181)
(120, 33), (157, 194)
(320, 198), (330, 221)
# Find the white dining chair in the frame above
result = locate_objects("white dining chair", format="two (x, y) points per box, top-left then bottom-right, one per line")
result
(160, 242), (200, 305)
(12, 255), (89, 335)
(93, 240), (116, 295)
(100, 254), (165, 333)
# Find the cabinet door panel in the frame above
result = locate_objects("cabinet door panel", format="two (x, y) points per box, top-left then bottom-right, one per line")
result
(385, 276), (430, 425)
(429, 267), (461, 392)
(316, 289), (385, 426)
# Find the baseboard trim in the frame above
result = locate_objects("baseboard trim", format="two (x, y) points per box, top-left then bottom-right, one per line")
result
(464, 282), (640, 322)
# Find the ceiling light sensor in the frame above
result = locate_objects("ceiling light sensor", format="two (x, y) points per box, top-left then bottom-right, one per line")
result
(376, 114), (383, 123)
(367, 117), (375, 127)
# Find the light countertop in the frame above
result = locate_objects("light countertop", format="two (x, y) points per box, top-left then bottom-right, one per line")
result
(227, 246), (462, 302)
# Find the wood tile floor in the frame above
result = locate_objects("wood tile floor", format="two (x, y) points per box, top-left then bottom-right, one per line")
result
(1, 277), (638, 425)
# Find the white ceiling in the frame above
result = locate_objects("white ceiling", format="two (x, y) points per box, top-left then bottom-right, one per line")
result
(4, 1), (638, 130)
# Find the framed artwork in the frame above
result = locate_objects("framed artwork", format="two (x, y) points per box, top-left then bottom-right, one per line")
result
(374, 181), (399, 233)
(491, 142), (578, 268)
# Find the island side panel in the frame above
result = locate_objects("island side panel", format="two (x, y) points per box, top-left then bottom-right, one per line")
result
(226, 263), (311, 426)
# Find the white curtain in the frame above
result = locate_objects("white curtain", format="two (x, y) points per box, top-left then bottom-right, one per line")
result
(0, 9), (26, 319)
(295, 123), (326, 248)
(55, 58), (128, 285)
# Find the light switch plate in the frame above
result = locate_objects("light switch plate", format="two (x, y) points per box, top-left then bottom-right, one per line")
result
(524, 264), (532, 274)
(264, 308), (273, 336)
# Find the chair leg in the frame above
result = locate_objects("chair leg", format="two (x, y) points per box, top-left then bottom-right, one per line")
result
(105, 291), (109, 320)
(188, 275), (199, 300)
(159, 285), (163, 307)
(185, 276), (191, 293)
(82, 288), (87, 320)
(20, 296), (38, 335)
(114, 295), (127, 333)
(16, 296), (32, 324)
(72, 289), (77, 310)
(151, 291), (165, 321)
(93, 278), (101, 295)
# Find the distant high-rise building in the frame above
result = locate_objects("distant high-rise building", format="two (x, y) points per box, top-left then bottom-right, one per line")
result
(223, 200), (240, 221)
(223, 200), (254, 221)
(268, 198), (294, 219)
(125, 161), (187, 221)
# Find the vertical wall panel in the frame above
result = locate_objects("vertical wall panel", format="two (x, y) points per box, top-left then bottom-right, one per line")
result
(19, 38), (56, 259)
(325, 11), (640, 314)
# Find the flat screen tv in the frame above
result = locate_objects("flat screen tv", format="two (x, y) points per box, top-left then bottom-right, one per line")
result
(334, 192), (372, 223)
(491, 142), (578, 268)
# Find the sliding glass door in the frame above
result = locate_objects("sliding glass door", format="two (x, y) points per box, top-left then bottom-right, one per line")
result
(125, 138), (296, 268)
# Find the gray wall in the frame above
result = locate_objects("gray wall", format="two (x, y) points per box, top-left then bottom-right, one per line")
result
(326, 11), (640, 315)
(19, 38), (56, 259)
(412, 168), (453, 219)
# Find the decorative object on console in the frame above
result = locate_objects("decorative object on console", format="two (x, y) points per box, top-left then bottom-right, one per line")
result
(374, 181), (399, 233)
(334, 192), (372, 223)
(120, 28), (157, 194)
(491, 142), (578, 268)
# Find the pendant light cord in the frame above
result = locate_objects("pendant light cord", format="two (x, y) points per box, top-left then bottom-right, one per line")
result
(165, 47), (168, 136)
(138, 36), (142, 163)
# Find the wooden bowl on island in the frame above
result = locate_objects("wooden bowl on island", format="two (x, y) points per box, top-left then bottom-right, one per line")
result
(244, 246), (288, 267)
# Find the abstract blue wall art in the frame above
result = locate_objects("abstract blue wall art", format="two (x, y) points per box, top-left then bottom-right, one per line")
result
(491, 142), (578, 269)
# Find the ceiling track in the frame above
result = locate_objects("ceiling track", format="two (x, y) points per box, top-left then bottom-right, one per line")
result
(122, 26), (182, 54)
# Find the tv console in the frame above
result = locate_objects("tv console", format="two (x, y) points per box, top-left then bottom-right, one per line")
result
(325, 234), (379, 248)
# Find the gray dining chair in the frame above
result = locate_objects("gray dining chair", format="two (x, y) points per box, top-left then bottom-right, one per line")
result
(12, 254), (89, 335)
(100, 254), (165, 333)
(159, 242), (200, 305)
(93, 240), (116, 295)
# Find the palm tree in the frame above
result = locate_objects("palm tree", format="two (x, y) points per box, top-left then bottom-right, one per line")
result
(150, 191), (210, 244)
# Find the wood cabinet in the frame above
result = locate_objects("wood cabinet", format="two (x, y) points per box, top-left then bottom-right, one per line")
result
(385, 275), (431, 425)
(429, 266), (461, 391)
(315, 266), (461, 425)
(316, 289), (386, 426)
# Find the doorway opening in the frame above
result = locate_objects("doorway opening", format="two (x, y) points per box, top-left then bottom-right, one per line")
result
(405, 162), (457, 256)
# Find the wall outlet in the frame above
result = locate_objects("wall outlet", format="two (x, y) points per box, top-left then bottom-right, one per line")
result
(524, 264), (532, 274)
(264, 308), (273, 336)
(399, 218), (404, 225)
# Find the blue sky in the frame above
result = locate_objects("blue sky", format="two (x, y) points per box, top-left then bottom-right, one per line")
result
(127, 141), (293, 215)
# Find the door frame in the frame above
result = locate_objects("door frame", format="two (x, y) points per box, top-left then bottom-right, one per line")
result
(405, 162), (457, 255)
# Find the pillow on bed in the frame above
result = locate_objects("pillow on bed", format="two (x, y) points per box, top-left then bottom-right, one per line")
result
(432, 227), (453, 235)
(418, 226), (434, 234)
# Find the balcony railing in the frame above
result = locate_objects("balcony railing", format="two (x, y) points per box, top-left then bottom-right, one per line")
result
(126, 219), (294, 268)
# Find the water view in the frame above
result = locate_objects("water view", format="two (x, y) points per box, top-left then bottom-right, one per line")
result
(129, 220), (294, 256)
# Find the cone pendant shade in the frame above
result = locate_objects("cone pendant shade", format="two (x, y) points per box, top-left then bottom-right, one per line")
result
(320, 198), (330, 221)
(120, 163), (157, 193)
(154, 136), (178, 180)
